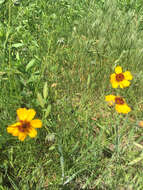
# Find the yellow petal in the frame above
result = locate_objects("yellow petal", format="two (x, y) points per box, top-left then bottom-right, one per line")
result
(110, 73), (119, 88)
(124, 105), (131, 113)
(124, 71), (133, 80)
(26, 109), (36, 121)
(18, 132), (27, 141)
(120, 80), (130, 88)
(115, 104), (124, 113)
(105, 95), (115, 102)
(8, 122), (21, 128)
(17, 108), (28, 121)
(105, 95), (115, 106)
(28, 127), (37, 138)
(7, 126), (15, 134)
(115, 104), (131, 114)
(115, 66), (122, 74)
(110, 73), (116, 82)
(12, 128), (20, 136)
(30, 119), (42, 128)
(119, 82), (124, 88)
(111, 81), (119, 88)
(8, 127), (19, 136)
(7, 122), (21, 134)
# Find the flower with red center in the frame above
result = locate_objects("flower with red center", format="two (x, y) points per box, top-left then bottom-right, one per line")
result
(110, 66), (133, 88)
(7, 108), (42, 141)
(105, 95), (131, 114)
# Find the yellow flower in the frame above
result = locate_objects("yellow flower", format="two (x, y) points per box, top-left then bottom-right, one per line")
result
(110, 66), (133, 88)
(138, 121), (143, 128)
(7, 108), (42, 141)
(105, 95), (131, 114)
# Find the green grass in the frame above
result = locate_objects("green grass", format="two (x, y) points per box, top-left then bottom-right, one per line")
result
(0, 0), (143, 189)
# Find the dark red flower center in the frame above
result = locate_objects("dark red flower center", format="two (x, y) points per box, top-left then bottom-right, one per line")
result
(115, 97), (125, 105)
(18, 121), (30, 132)
(116, 73), (124, 82)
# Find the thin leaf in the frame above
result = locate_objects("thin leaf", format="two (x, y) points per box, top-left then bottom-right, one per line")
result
(45, 104), (51, 117)
(128, 153), (143, 165)
(133, 142), (143, 149)
(0, 0), (5, 4)
(43, 82), (48, 99)
(58, 145), (64, 182)
(26, 59), (36, 72)
(87, 74), (91, 88)
(37, 93), (45, 108)
(11, 43), (24, 48)
(7, 175), (19, 190)
(63, 169), (85, 185)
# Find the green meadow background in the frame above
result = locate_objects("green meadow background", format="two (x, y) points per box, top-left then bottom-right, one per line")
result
(0, 0), (143, 189)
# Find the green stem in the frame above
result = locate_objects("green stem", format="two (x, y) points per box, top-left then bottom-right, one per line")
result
(115, 124), (119, 156)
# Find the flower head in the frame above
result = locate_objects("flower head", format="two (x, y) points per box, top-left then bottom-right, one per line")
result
(7, 108), (42, 141)
(105, 95), (131, 114)
(110, 66), (133, 88)
(138, 121), (143, 128)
